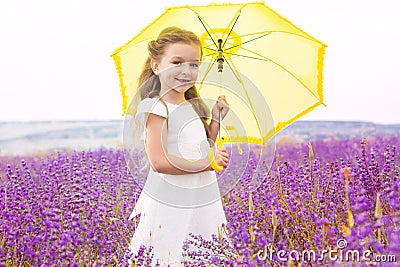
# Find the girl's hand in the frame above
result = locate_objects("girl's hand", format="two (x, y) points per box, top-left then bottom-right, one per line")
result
(211, 95), (229, 122)
(214, 145), (229, 168)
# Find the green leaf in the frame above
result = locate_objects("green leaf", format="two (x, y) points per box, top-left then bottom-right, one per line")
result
(375, 193), (382, 219)
(308, 142), (314, 162)
(249, 191), (254, 212)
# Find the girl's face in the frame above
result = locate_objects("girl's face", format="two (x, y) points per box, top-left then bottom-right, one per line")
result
(153, 42), (201, 94)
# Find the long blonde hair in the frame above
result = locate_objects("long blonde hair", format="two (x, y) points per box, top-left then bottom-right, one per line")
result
(131, 26), (211, 138)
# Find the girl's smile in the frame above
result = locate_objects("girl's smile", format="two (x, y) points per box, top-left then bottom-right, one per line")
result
(175, 78), (191, 83)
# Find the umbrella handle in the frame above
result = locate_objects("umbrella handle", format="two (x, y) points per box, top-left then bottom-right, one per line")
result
(208, 146), (224, 172)
(208, 105), (225, 172)
(208, 137), (225, 172)
(216, 137), (224, 148)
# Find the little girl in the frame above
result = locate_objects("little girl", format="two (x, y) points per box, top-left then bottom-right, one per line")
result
(127, 27), (231, 266)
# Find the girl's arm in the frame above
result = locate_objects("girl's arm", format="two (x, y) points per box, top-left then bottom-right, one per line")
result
(145, 113), (216, 175)
(209, 119), (220, 143)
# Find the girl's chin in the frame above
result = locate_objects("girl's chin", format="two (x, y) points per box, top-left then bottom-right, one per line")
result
(172, 83), (194, 92)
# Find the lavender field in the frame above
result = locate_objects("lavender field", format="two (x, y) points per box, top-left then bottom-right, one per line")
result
(1, 135), (399, 266)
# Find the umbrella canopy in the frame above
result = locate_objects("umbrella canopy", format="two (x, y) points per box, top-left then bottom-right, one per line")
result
(111, 1), (326, 146)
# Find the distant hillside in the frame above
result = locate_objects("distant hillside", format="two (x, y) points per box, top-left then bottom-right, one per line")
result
(277, 120), (400, 141)
(0, 120), (399, 156)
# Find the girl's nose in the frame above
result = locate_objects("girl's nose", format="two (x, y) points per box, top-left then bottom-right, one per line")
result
(181, 62), (190, 74)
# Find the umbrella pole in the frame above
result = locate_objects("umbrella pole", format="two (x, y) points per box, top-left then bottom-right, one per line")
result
(216, 108), (223, 149)
(219, 108), (221, 140)
(217, 38), (224, 146)
(218, 63), (223, 145)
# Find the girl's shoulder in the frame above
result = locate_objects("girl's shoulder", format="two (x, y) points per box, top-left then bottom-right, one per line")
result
(136, 97), (168, 119)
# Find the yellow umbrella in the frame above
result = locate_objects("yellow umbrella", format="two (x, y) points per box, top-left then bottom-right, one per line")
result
(111, 1), (326, 148)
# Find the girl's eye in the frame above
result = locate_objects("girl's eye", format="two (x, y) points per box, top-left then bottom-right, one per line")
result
(190, 62), (199, 68)
(172, 61), (182, 65)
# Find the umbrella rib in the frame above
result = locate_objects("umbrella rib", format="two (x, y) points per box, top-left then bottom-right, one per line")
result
(240, 47), (321, 101)
(204, 52), (217, 58)
(197, 16), (218, 48)
(222, 9), (242, 49)
(198, 56), (218, 94)
(242, 31), (324, 43)
(224, 51), (270, 62)
(226, 30), (324, 52)
(225, 32), (271, 51)
(203, 46), (216, 52)
(233, 31), (272, 39)
(269, 30), (325, 43)
(222, 55), (243, 84)
(224, 56), (264, 140)
(189, 9), (218, 48)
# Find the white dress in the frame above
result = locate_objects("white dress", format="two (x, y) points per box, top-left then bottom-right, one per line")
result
(128, 98), (229, 266)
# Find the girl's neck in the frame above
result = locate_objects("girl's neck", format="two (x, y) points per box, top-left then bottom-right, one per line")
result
(159, 89), (186, 105)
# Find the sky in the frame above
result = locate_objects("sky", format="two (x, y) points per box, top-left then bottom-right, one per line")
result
(0, 0), (399, 124)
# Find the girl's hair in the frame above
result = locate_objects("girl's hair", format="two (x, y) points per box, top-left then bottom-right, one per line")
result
(134, 26), (211, 138)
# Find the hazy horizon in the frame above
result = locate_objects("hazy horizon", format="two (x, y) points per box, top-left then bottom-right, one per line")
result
(1, 119), (400, 125)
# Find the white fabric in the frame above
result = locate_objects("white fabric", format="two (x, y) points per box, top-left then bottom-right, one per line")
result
(128, 98), (229, 266)
(134, 97), (168, 142)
